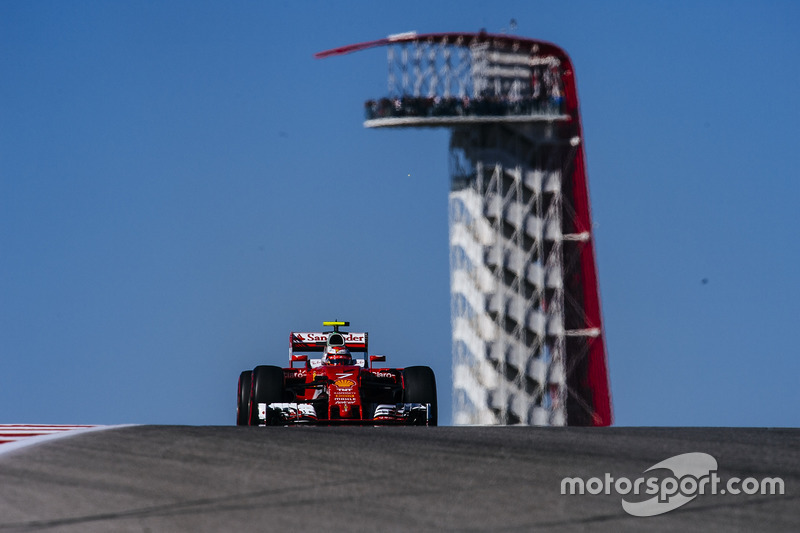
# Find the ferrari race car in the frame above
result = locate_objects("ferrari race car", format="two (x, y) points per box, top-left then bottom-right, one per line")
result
(236, 321), (437, 426)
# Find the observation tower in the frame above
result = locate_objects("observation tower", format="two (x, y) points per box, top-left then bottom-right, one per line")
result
(317, 32), (612, 426)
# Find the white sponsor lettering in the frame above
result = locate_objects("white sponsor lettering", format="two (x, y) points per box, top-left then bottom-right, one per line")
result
(293, 333), (366, 344)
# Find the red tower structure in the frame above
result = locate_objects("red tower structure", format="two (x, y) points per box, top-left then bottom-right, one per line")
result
(318, 32), (611, 426)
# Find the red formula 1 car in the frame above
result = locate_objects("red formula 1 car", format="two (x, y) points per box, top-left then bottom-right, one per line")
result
(236, 321), (437, 426)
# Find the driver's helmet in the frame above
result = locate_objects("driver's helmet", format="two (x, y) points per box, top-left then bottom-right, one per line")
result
(323, 345), (353, 366)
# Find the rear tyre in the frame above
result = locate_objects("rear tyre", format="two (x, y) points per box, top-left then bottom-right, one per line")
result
(403, 366), (438, 426)
(249, 365), (285, 425)
(236, 370), (252, 426)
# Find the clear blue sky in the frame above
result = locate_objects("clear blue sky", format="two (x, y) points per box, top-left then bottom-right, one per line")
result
(2, 1), (798, 426)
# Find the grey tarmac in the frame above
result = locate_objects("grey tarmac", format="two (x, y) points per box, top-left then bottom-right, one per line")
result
(0, 426), (797, 532)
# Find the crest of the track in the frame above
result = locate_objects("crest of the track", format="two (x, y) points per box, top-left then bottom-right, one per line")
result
(0, 426), (797, 531)
(0, 425), (128, 455)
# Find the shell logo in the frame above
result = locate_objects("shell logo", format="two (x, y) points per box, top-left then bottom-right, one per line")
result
(334, 379), (356, 389)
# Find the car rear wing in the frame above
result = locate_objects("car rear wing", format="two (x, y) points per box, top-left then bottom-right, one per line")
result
(289, 332), (368, 354)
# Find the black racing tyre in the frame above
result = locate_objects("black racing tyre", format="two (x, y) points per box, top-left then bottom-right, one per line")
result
(402, 366), (438, 426)
(236, 370), (252, 426)
(248, 365), (285, 425)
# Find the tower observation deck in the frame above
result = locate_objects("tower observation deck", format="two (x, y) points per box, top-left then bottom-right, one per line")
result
(317, 32), (612, 426)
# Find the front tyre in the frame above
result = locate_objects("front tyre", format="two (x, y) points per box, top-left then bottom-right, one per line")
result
(403, 366), (438, 426)
(236, 370), (252, 426)
(248, 365), (285, 425)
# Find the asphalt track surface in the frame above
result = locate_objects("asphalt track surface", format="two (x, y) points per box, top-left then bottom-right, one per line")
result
(0, 426), (797, 532)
